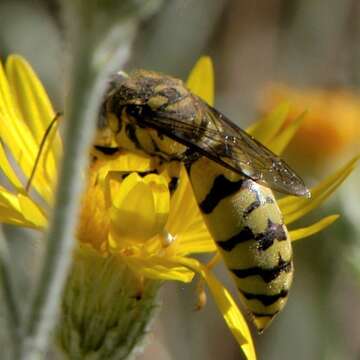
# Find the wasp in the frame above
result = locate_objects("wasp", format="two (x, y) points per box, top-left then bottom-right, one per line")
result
(92, 70), (310, 332)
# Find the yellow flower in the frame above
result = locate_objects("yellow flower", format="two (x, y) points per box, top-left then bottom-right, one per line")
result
(260, 83), (360, 172)
(0, 55), (357, 360)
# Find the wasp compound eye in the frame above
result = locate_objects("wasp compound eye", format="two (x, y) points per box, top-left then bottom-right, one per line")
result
(126, 105), (143, 118)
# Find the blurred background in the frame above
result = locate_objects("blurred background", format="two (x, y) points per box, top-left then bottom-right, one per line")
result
(1, 0), (360, 359)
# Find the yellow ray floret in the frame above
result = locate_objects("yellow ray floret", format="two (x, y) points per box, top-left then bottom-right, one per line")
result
(186, 56), (214, 106)
(269, 111), (306, 155)
(0, 55), (62, 204)
(177, 256), (256, 360)
(279, 155), (359, 224)
(0, 189), (46, 228)
(289, 215), (340, 242)
(246, 102), (290, 145)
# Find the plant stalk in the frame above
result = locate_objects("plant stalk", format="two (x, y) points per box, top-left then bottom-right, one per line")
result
(0, 227), (22, 358)
(21, 30), (134, 360)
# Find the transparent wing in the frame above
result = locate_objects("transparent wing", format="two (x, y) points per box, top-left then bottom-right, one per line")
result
(141, 101), (309, 197)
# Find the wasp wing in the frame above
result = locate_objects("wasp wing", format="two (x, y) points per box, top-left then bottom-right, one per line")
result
(142, 101), (309, 197)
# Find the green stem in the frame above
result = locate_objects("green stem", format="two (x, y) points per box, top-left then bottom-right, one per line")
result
(0, 227), (22, 358)
(21, 31), (134, 360)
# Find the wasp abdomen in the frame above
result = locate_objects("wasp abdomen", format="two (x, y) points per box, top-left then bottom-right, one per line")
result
(187, 157), (293, 332)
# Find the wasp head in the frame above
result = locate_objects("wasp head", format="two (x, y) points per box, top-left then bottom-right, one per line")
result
(104, 69), (189, 119)
(94, 69), (194, 157)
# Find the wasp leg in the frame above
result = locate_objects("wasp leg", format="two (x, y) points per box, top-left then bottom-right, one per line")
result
(196, 252), (222, 310)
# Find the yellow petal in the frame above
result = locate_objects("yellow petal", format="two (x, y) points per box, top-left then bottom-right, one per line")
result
(110, 173), (170, 245)
(165, 166), (216, 255)
(146, 174), (170, 221)
(6, 55), (54, 142)
(6, 55), (61, 182)
(0, 60), (37, 168)
(0, 58), (55, 203)
(279, 155), (359, 224)
(165, 166), (193, 233)
(246, 102), (290, 145)
(0, 188), (46, 229)
(176, 229), (217, 255)
(0, 142), (23, 190)
(177, 257), (256, 360)
(186, 56), (214, 106)
(18, 194), (47, 228)
(269, 111), (306, 155)
(0, 58), (21, 121)
(97, 152), (153, 180)
(289, 215), (339, 241)
(0, 196), (28, 225)
(280, 156), (358, 209)
(123, 255), (195, 282)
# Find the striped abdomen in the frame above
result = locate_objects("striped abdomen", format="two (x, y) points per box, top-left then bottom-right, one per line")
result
(187, 157), (293, 332)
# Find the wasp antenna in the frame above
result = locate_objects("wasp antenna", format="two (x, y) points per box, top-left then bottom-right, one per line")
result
(25, 112), (62, 192)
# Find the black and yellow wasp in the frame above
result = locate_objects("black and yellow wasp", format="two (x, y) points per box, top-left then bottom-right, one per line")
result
(93, 70), (310, 332)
